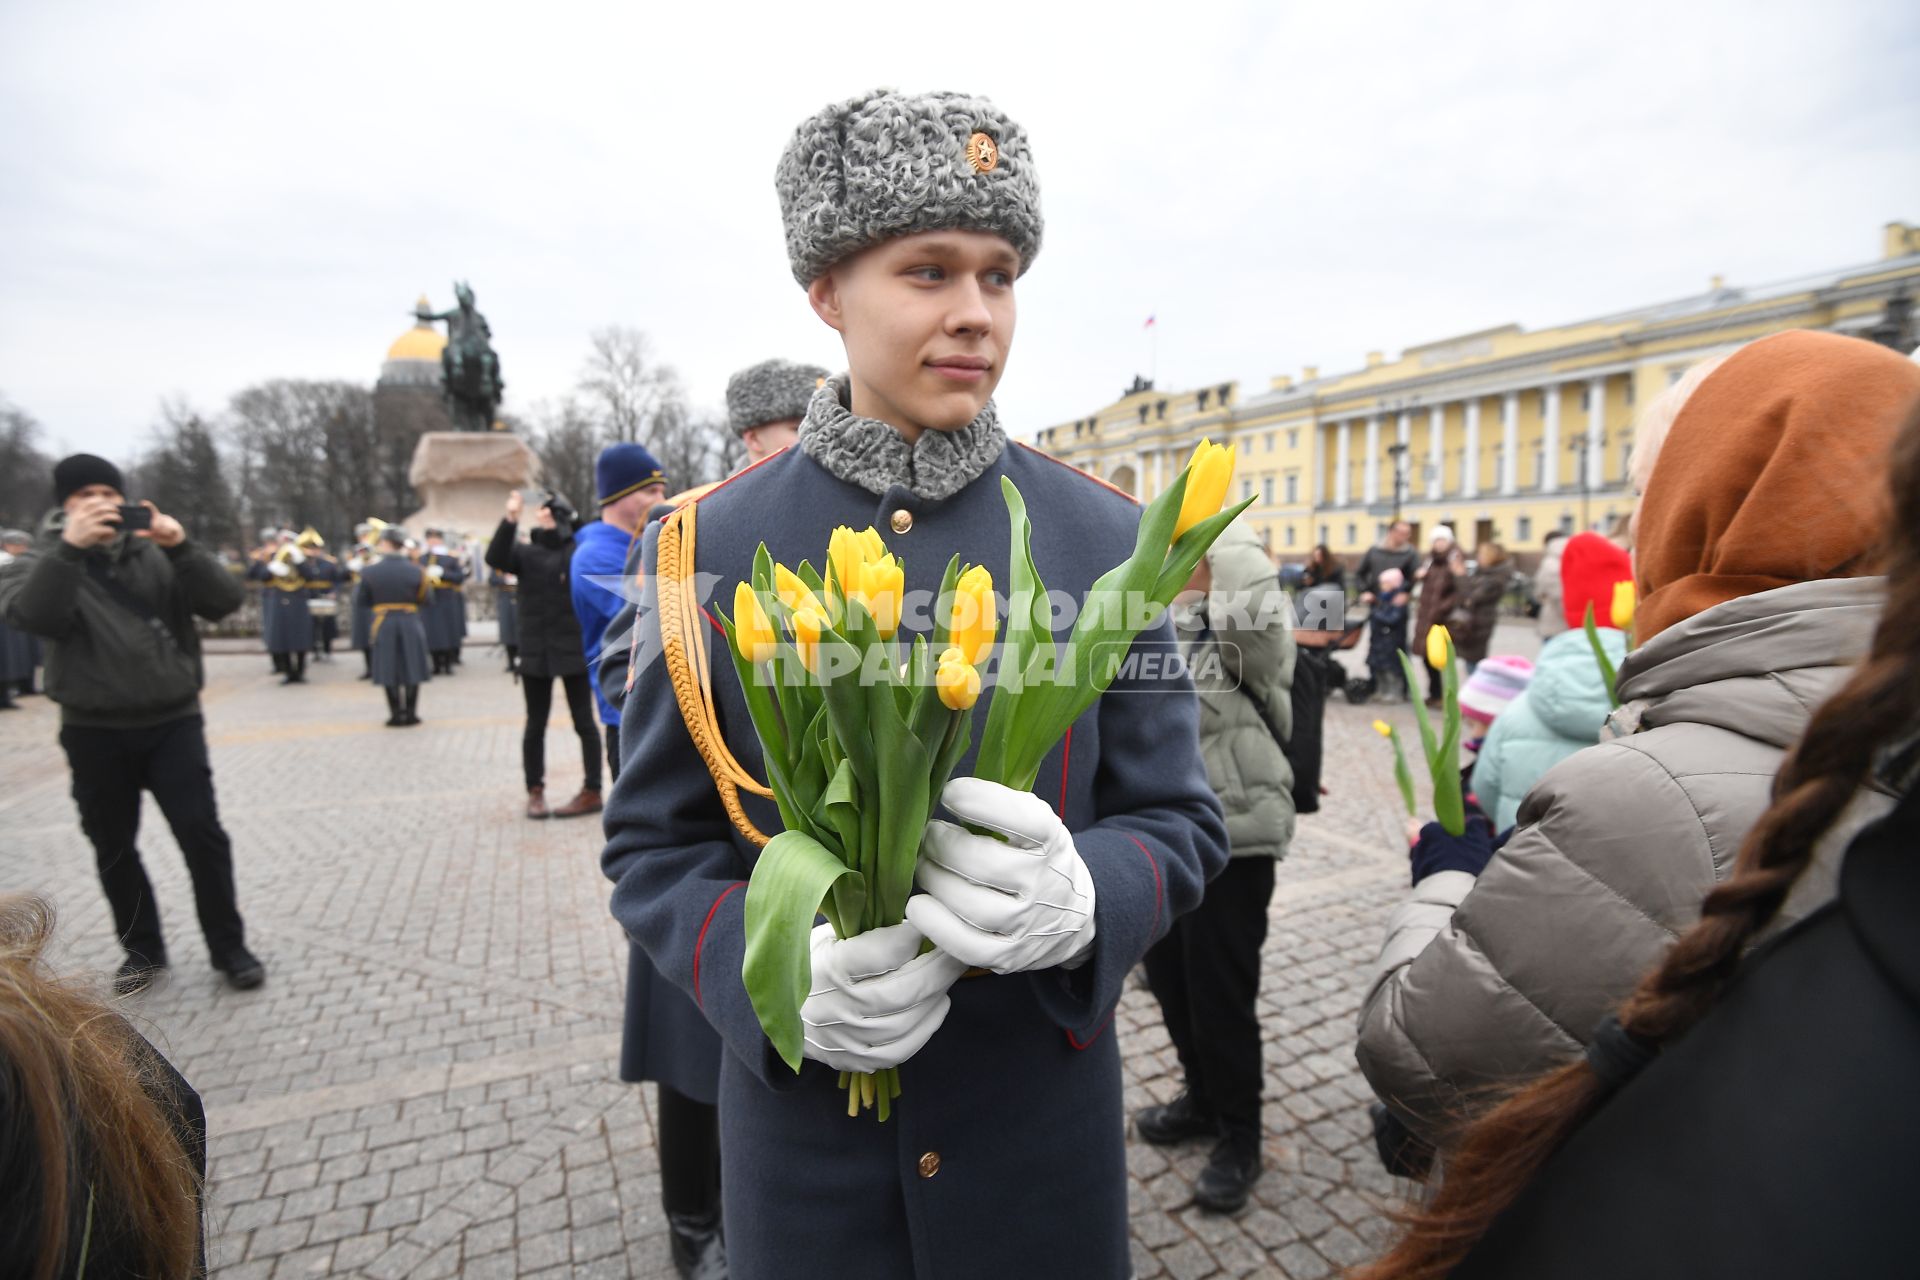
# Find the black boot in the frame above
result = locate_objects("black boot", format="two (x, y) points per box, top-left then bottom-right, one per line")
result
(668, 1211), (726, 1280)
(289, 652), (307, 683)
(402, 684), (421, 726)
(384, 687), (404, 727)
(1193, 1133), (1263, 1215)
(1134, 1091), (1220, 1147)
(216, 946), (267, 991)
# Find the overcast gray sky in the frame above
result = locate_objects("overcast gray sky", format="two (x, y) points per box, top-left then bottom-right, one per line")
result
(4, 0), (1917, 463)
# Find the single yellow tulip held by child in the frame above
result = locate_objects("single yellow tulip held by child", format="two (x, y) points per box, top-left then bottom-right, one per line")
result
(1374, 719), (1417, 817)
(715, 529), (995, 1121)
(1398, 626), (1467, 836)
(1584, 580), (1636, 708)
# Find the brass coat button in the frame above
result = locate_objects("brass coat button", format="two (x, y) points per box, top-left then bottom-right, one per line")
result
(917, 1151), (941, 1178)
(890, 508), (914, 535)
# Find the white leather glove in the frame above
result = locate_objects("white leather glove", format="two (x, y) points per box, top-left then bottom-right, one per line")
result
(267, 560), (292, 579)
(427, 563), (445, 582)
(800, 920), (967, 1074)
(288, 547), (306, 564)
(904, 777), (1098, 975)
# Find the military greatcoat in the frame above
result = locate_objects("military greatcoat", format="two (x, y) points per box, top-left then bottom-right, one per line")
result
(247, 559), (313, 654)
(419, 549), (467, 651)
(602, 440), (1228, 1280)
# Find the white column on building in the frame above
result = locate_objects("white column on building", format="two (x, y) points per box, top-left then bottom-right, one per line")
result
(1462, 398), (1480, 498)
(1427, 405), (1444, 500)
(1587, 376), (1606, 490)
(1334, 420), (1352, 507)
(1363, 414), (1381, 505)
(1500, 391), (1519, 496)
(1150, 449), (1164, 497)
(1541, 384), (1561, 494)
(1395, 410), (1411, 509)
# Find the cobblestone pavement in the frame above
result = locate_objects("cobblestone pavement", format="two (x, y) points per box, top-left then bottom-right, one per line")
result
(0, 625), (1540, 1278)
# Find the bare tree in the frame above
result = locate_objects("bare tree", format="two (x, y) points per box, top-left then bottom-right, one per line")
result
(523, 397), (601, 519)
(646, 394), (737, 492)
(0, 394), (54, 529)
(226, 380), (377, 545)
(577, 326), (679, 446)
(138, 399), (240, 551)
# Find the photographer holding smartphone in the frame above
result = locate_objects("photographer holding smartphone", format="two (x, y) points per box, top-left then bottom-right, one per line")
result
(0, 453), (264, 995)
(486, 488), (603, 819)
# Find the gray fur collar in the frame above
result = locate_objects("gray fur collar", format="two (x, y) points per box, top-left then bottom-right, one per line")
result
(798, 374), (1005, 502)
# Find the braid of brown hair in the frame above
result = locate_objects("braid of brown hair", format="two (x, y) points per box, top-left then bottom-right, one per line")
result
(1350, 407), (1920, 1280)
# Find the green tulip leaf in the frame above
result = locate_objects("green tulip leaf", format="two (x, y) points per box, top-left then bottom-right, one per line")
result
(743, 830), (866, 1073)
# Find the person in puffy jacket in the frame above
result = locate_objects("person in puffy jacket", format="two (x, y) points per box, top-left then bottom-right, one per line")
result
(1355, 375), (1920, 1280)
(1355, 330), (1920, 1145)
(1470, 533), (1633, 831)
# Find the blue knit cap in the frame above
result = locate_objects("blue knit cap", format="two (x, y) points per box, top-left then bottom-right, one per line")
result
(595, 442), (667, 506)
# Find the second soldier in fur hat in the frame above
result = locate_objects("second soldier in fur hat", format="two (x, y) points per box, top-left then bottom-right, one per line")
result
(727, 357), (829, 465)
(603, 89), (1226, 1278)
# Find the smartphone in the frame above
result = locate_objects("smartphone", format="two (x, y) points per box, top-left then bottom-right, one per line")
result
(117, 503), (153, 531)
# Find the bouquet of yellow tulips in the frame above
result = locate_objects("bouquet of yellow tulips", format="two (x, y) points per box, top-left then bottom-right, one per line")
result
(720, 437), (1250, 1120)
(1397, 626), (1467, 836)
(718, 529), (995, 1120)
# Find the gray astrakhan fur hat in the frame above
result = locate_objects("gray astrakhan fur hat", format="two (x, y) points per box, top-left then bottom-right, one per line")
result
(727, 359), (830, 433)
(775, 89), (1043, 287)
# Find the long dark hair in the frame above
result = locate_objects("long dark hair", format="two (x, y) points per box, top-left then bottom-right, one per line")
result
(0, 895), (201, 1280)
(1352, 402), (1920, 1280)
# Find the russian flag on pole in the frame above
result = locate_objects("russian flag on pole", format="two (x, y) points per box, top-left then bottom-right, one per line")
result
(1143, 314), (1157, 329)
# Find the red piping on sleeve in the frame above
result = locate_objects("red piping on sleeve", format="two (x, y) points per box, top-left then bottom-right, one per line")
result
(692, 881), (747, 1009)
(1066, 1009), (1117, 1051)
(1064, 834), (1164, 1052)
(1056, 725), (1073, 817)
(1128, 835), (1164, 942)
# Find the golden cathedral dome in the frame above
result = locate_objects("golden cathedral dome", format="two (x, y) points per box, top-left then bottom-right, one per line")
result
(385, 295), (447, 362)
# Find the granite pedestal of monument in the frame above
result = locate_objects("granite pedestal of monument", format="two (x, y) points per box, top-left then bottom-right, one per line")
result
(404, 432), (538, 539)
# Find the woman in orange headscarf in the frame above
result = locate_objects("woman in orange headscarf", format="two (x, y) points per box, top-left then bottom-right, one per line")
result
(1354, 330), (1920, 1154)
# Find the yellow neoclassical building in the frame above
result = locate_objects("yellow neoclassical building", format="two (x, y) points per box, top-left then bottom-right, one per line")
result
(1035, 222), (1920, 558)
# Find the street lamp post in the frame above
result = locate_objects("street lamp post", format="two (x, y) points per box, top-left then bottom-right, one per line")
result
(1386, 441), (1409, 521)
(1568, 433), (1600, 532)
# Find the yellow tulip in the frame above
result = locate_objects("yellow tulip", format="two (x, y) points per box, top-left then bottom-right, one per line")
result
(1173, 438), (1237, 540)
(792, 605), (827, 672)
(936, 646), (981, 711)
(732, 582), (777, 664)
(851, 554), (904, 639)
(945, 565), (997, 666)
(1372, 719), (1392, 738)
(1426, 624), (1453, 671)
(1611, 580), (1637, 630)
(773, 563), (819, 616)
(828, 525), (888, 595)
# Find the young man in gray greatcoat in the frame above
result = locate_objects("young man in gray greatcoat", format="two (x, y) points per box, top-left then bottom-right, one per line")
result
(601, 90), (1227, 1280)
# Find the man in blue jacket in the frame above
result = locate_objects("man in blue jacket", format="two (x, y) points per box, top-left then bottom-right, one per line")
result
(572, 442), (666, 782)
(602, 90), (1228, 1279)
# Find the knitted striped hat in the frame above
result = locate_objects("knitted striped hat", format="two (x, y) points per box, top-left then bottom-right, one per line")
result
(1460, 655), (1534, 724)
